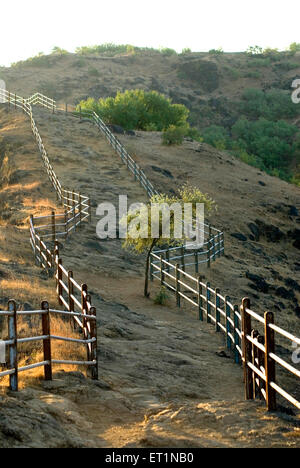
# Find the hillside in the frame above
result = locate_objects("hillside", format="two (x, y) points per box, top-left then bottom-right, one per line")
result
(0, 53), (299, 447)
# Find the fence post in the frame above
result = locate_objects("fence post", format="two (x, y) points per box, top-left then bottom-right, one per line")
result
(241, 297), (254, 400)
(89, 307), (98, 380)
(195, 250), (199, 274)
(264, 311), (277, 411)
(64, 209), (68, 239)
(206, 282), (211, 323)
(8, 300), (18, 392)
(207, 238), (211, 269)
(68, 271), (74, 313)
(225, 296), (231, 350)
(221, 232), (225, 256)
(14, 93), (17, 110)
(215, 288), (220, 332)
(41, 301), (52, 381)
(81, 284), (89, 360)
(175, 264), (181, 308)
(79, 106), (82, 121)
(257, 335), (265, 400)
(251, 329), (259, 398)
(181, 246), (185, 272)
(57, 259), (63, 305)
(79, 193), (82, 227)
(198, 277), (203, 321)
(166, 249), (170, 274)
(234, 305), (240, 364)
(160, 255), (164, 286)
(51, 211), (56, 241)
(150, 254), (154, 282)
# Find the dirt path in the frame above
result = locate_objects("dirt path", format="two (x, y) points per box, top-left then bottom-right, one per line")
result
(0, 106), (299, 448)
(28, 107), (299, 447)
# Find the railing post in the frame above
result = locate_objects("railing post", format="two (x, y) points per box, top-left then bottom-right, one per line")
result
(68, 271), (74, 313)
(251, 329), (259, 398)
(41, 301), (52, 381)
(51, 211), (56, 242)
(198, 277), (203, 321)
(8, 300), (18, 392)
(206, 282), (211, 323)
(166, 249), (170, 274)
(81, 284), (89, 361)
(150, 254), (154, 282)
(241, 297), (254, 400)
(181, 246), (185, 272)
(225, 296), (231, 350)
(89, 307), (98, 380)
(234, 305), (240, 364)
(57, 259), (63, 305)
(257, 335), (265, 400)
(64, 209), (68, 239)
(207, 238), (211, 269)
(79, 193), (82, 227)
(160, 255), (164, 286)
(195, 250), (199, 274)
(175, 264), (181, 308)
(215, 288), (220, 332)
(221, 232), (225, 256)
(264, 311), (277, 411)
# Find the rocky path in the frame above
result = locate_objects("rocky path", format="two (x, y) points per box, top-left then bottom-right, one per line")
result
(0, 107), (299, 448)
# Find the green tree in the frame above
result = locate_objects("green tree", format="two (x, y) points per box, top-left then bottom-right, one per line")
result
(121, 186), (215, 297)
(78, 90), (189, 131)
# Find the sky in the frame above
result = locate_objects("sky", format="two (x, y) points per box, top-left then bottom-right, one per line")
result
(0, 0), (299, 66)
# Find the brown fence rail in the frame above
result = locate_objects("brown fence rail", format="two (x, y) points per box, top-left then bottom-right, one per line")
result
(150, 252), (300, 411)
(0, 300), (98, 391)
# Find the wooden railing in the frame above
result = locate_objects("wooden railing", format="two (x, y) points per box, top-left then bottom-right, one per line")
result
(0, 89), (98, 382)
(0, 300), (98, 391)
(150, 253), (300, 411)
(1, 89), (298, 412)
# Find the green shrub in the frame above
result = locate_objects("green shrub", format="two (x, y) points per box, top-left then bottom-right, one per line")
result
(87, 67), (100, 77)
(11, 53), (53, 68)
(239, 88), (300, 120)
(154, 287), (169, 305)
(208, 48), (224, 55)
(289, 42), (300, 54)
(159, 47), (177, 56)
(79, 90), (189, 131)
(181, 48), (192, 55)
(162, 125), (187, 145)
(244, 70), (261, 79)
(246, 45), (263, 55)
(232, 117), (298, 171)
(200, 125), (231, 149)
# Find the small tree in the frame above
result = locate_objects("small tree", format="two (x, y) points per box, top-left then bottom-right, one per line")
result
(121, 186), (216, 297)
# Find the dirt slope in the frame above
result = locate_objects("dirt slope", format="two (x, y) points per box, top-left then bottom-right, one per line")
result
(0, 105), (299, 448)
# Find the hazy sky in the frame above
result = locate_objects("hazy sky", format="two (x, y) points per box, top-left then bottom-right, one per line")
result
(0, 0), (299, 66)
